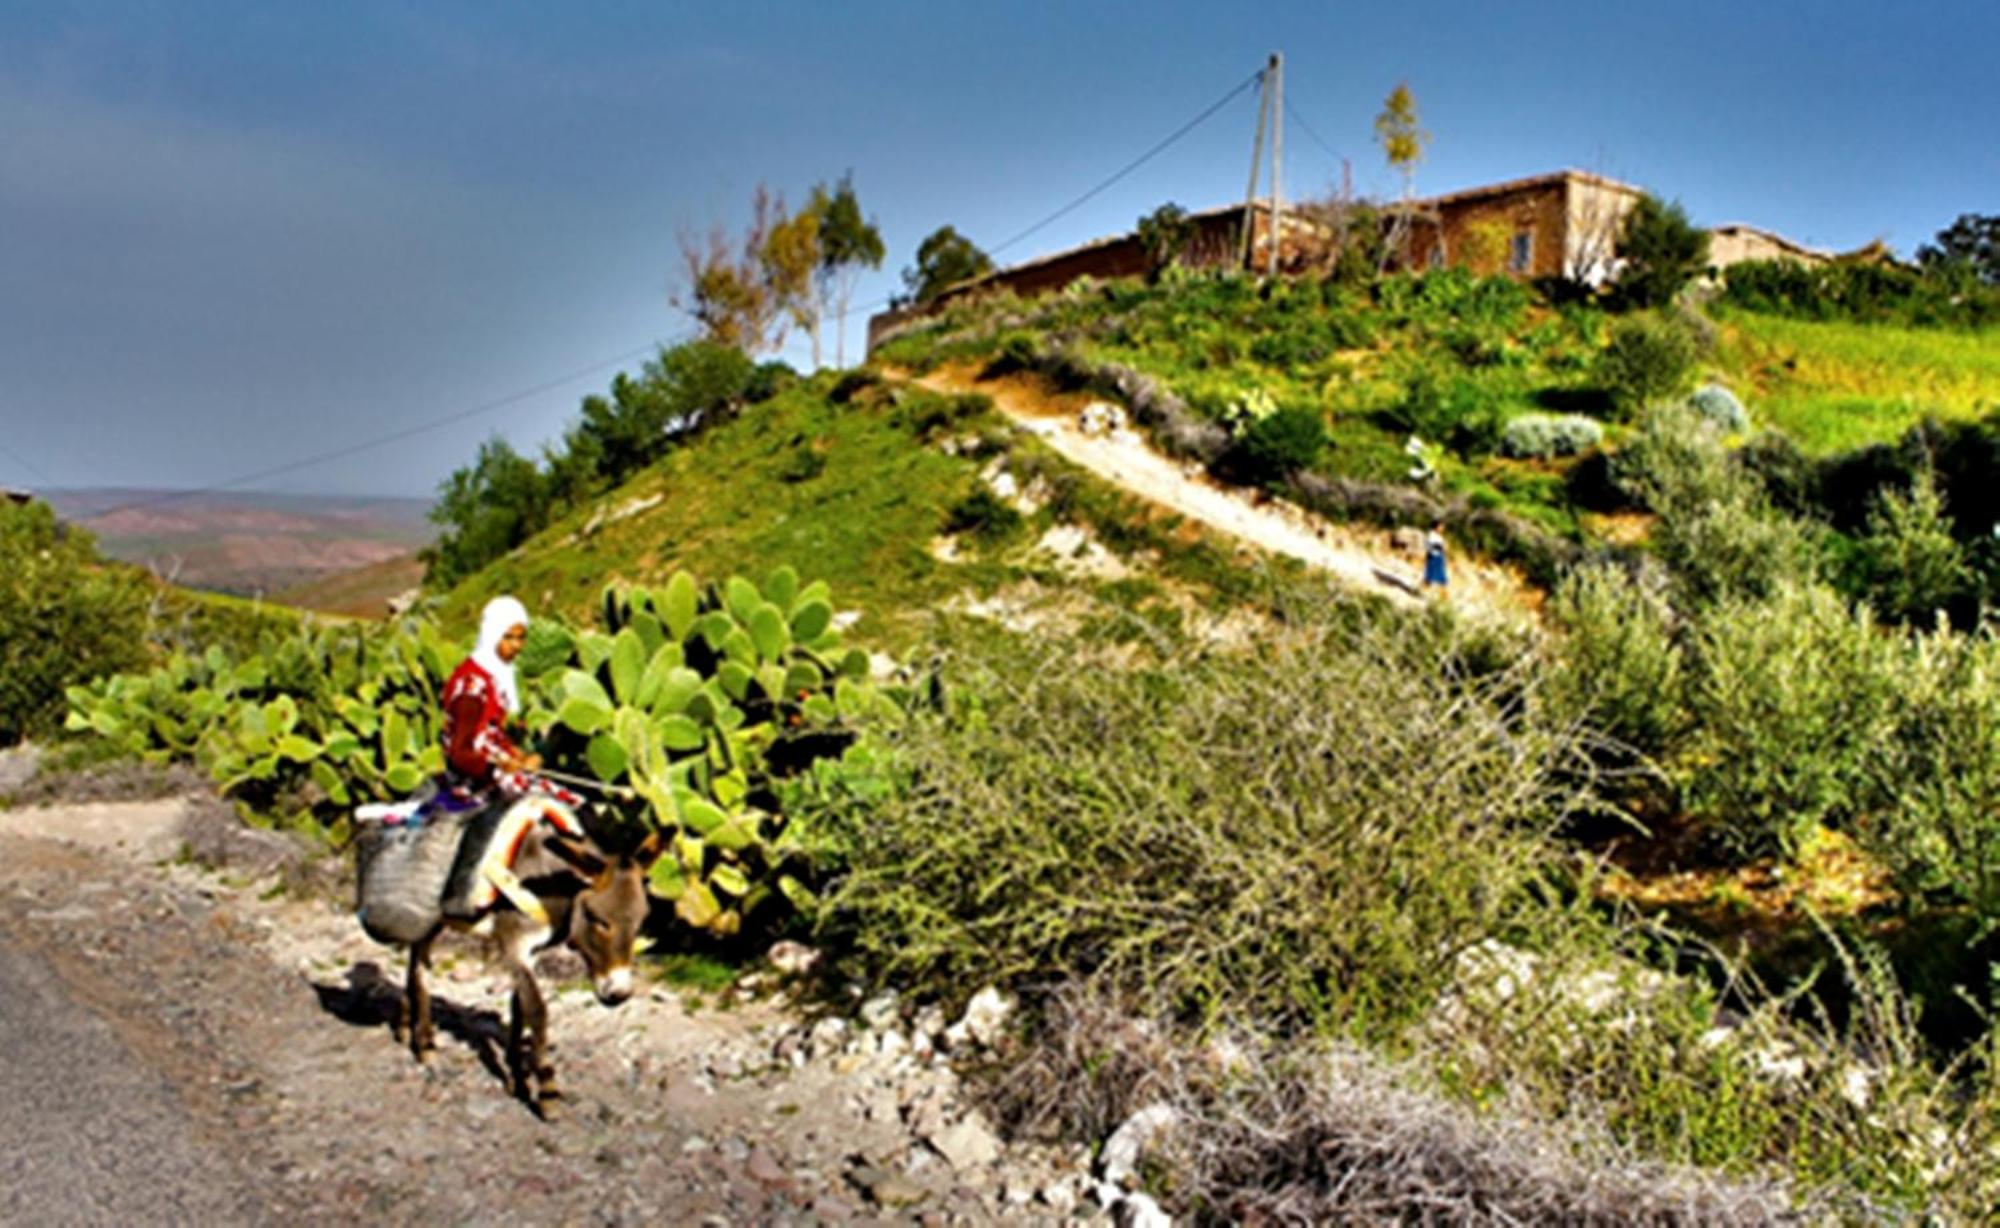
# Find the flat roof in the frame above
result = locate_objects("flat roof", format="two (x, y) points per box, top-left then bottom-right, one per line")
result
(1413, 169), (1646, 210)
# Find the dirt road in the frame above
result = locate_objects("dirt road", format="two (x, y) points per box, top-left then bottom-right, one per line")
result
(0, 793), (1094, 1226)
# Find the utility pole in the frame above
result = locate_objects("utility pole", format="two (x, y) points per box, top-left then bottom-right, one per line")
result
(1267, 52), (1282, 279)
(1239, 58), (1272, 270)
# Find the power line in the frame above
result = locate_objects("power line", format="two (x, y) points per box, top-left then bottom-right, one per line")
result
(82, 337), (687, 521)
(0, 436), (55, 489)
(74, 63), (1264, 516)
(986, 67), (1263, 258)
(1284, 98), (1346, 172)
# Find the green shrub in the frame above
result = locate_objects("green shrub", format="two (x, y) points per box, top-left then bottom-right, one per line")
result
(942, 487), (1022, 543)
(745, 360), (799, 403)
(1599, 313), (1699, 414)
(820, 600), (1582, 1037)
(1685, 581), (1894, 857)
(1688, 383), (1750, 432)
(1615, 404), (1814, 607)
(1546, 565), (1686, 761)
(777, 443), (828, 484)
(1857, 466), (1974, 626)
(1225, 404), (1328, 488)
(1382, 370), (1505, 442)
(0, 501), (149, 744)
(828, 367), (881, 404)
(895, 390), (993, 438)
(1249, 322), (1332, 368)
(1860, 628), (2000, 915)
(1613, 195), (1710, 310)
(1498, 413), (1604, 459)
(1723, 257), (2000, 329)
(1135, 202), (1195, 280)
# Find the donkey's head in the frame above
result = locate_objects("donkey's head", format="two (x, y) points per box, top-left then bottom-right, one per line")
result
(544, 831), (665, 1006)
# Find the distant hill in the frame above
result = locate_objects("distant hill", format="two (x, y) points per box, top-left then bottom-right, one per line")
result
(44, 488), (434, 598)
(270, 551), (428, 619)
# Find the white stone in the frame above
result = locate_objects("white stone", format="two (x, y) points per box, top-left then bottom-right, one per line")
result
(859, 990), (901, 1030)
(928, 1113), (1002, 1172)
(767, 939), (821, 975)
(954, 985), (1014, 1049)
(1099, 1103), (1179, 1186)
(807, 1017), (849, 1061)
(1040, 1177), (1080, 1215)
(913, 1004), (947, 1038)
(1116, 1191), (1172, 1227)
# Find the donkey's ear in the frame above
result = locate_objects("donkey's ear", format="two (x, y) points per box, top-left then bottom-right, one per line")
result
(634, 829), (668, 870)
(545, 835), (607, 877)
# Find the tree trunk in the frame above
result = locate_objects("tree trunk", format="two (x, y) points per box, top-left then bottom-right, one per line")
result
(835, 281), (851, 369)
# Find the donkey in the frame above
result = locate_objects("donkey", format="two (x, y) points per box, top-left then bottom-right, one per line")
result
(396, 818), (664, 1118)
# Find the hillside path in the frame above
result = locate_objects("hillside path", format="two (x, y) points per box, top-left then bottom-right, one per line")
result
(908, 365), (1537, 624)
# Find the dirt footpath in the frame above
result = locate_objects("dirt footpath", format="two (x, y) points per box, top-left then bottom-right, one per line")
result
(912, 364), (1538, 628)
(0, 795), (1100, 1226)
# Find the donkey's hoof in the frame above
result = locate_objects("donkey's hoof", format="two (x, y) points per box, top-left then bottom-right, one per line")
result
(534, 1087), (565, 1122)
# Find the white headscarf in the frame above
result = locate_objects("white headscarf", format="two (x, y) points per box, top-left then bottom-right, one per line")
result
(470, 595), (529, 714)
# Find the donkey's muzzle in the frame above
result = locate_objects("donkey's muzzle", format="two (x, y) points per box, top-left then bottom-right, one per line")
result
(594, 967), (634, 1006)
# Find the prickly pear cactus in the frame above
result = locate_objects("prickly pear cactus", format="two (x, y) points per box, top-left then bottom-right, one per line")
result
(534, 567), (883, 935)
(65, 567), (890, 936)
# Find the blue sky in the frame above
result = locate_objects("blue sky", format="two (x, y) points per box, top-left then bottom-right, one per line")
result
(2, 1), (1993, 498)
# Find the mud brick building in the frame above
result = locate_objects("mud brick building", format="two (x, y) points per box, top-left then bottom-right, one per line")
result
(869, 170), (1845, 353)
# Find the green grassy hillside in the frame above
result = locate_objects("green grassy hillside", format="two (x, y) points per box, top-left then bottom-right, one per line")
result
(1715, 308), (2000, 452)
(442, 271), (2000, 635)
(439, 371), (1281, 649)
(872, 270), (2000, 567)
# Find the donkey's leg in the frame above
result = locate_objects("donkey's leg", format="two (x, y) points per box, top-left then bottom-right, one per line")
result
(513, 966), (561, 1118)
(494, 915), (557, 1115)
(505, 989), (528, 1098)
(406, 931), (438, 1061)
(393, 949), (410, 1045)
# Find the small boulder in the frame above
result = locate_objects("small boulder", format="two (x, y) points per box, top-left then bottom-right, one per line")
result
(927, 1113), (1002, 1173)
(808, 1017), (850, 1061)
(1099, 1103), (1179, 1187)
(859, 990), (901, 1030)
(767, 940), (821, 975)
(1115, 1191), (1172, 1227)
(945, 986), (1014, 1050)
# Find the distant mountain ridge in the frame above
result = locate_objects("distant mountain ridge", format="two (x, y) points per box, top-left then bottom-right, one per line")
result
(43, 488), (435, 598)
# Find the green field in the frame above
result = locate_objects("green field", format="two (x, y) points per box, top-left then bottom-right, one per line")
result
(1716, 309), (2000, 453)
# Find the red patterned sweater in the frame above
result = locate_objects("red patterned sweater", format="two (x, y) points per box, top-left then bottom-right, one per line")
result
(439, 658), (520, 785)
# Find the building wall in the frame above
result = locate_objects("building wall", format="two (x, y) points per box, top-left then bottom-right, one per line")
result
(1709, 227), (1829, 271)
(1563, 179), (1643, 283)
(1440, 181), (1568, 277)
(1391, 182), (1576, 280)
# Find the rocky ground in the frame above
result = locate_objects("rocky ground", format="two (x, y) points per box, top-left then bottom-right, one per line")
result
(0, 757), (1139, 1226)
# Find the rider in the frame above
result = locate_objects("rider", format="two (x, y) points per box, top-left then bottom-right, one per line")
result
(438, 595), (544, 808)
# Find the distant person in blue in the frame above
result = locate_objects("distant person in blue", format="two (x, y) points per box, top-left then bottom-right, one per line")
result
(1423, 520), (1448, 594)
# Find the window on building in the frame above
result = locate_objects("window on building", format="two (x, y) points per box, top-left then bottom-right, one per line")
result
(1428, 244), (1445, 269)
(1508, 231), (1533, 274)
